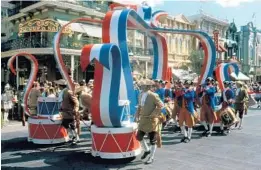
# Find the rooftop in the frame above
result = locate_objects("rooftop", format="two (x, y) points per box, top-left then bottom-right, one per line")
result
(188, 10), (229, 26)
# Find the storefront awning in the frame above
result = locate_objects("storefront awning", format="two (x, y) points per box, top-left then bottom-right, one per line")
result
(230, 72), (250, 81)
(217, 44), (227, 53)
(57, 19), (102, 38)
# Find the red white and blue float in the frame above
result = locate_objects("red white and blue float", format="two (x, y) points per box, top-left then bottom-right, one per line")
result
(8, 2), (218, 159)
(8, 53), (69, 144)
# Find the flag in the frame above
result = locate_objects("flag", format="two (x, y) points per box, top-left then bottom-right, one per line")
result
(252, 12), (256, 18)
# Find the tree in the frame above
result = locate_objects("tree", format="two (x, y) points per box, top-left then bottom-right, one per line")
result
(188, 50), (203, 74)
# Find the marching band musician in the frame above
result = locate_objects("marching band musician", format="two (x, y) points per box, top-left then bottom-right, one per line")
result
(56, 79), (80, 144)
(28, 82), (41, 115)
(234, 81), (249, 129)
(179, 80), (197, 143)
(172, 80), (184, 132)
(200, 77), (217, 137)
(162, 81), (172, 127)
(155, 80), (165, 102)
(136, 79), (164, 164)
(218, 81), (235, 134)
(133, 78), (141, 107)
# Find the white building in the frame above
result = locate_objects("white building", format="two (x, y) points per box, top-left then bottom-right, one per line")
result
(157, 14), (196, 68)
(188, 10), (229, 60)
(1, 1), (15, 43)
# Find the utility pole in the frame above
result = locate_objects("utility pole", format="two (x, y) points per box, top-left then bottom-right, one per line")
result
(16, 57), (19, 91)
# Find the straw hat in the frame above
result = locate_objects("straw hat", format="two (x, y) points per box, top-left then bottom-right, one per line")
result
(54, 79), (67, 85)
(236, 81), (244, 85)
(223, 81), (230, 85)
(206, 77), (215, 82)
(184, 80), (193, 85)
(139, 79), (154, 86)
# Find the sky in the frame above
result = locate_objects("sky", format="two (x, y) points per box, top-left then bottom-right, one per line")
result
(117, 0), (261, 29)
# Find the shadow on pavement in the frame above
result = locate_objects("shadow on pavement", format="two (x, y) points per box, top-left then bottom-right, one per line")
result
(1, 136), (143, 170)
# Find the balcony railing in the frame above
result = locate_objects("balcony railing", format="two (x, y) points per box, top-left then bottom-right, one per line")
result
(8, 1), (39, 17)
(76, 1), (109, 13)
(1, 36), (153, 57)
(1, 36), (94, 52)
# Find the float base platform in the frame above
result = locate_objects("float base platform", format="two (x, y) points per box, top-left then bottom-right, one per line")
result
(28, 116), (69, 144)
(91, 123), (141, 159)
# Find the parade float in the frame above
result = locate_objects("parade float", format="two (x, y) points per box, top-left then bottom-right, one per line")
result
(8, 53), (69, 144)
(8, 2), (217, 159)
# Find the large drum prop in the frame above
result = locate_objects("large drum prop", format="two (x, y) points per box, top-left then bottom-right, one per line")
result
(219, 107), (238, 127)
(28, 97), (69, 144)
(91, 123), (141, 159)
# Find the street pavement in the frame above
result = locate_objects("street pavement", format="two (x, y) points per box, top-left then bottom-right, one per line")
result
(1, 108), (261, 170)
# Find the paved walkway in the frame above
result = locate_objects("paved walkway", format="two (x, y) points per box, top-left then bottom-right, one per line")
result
(1, 109), (261, 170)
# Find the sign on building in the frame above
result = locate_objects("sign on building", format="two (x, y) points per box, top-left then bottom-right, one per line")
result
(18, 19), (73, 36)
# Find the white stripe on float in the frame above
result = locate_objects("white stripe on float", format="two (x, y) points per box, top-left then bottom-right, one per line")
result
(110, 10), (122, 45)
(196, 34), (212, 84)
(92, 148), (142, 159)
(136, 6), (144, 19)
(91, 123), (138, 134)
(38, 97), (60, 102)
(28, 117), (62, 124)
(100, 52), (113, 126)
(90, 44), (103, 61)
(157, 36), (164, 79)
(28, 137), (69, 144)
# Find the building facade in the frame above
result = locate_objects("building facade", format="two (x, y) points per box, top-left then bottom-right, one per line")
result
(188, 10), (229, 60)
(238, 22), (261, 80)
(1, 0), (110, 87)
(1, 1), (15, 43)
(157, 14), (196, 68)
(1, 0), (153, 86)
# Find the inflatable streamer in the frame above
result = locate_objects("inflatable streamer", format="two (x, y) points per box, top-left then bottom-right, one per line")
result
(53, 18), (102, 92)
(78, 8), (216, 128)
(215, 63), (239, 91)
(7, 53), (39, 116)
(81, 44), (127, 127)
(151, 10), (168, 27)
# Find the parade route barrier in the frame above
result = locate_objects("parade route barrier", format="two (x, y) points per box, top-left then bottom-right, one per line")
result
(28, 115), (69, 144)
(91, 123), (141, 159)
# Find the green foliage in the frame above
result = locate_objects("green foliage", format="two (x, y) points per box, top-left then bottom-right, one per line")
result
(188, 50), (203, 74)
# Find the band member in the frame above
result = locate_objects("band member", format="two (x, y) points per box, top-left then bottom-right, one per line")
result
(218, 81), (235, 134)
(200, 77), (217, 137)
(172, 80), (184, 132)
(162, 81), (172, 127)
(155, 80), (165, 102)
(56, 79), (80, 144)
(179, 80), (196, 143)
(136, 79), (164, 164)
(28, 82), (41, 115)
(234, 81), (249, 129)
